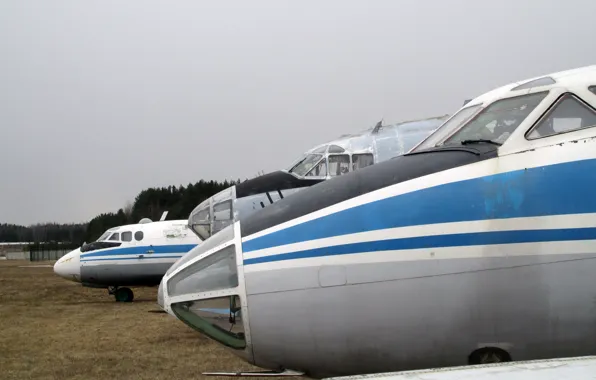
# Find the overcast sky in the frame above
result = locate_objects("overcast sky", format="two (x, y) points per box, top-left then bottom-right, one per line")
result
(1, 0), (595, 225)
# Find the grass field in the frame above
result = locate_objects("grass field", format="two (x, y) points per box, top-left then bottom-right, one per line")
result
(0, 260), (264, 380)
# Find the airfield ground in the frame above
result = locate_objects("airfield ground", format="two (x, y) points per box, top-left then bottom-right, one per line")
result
(0, 260), (265, 380)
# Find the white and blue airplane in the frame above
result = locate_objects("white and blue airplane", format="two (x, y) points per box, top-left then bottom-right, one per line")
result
(159, 64), (596, 379)
(53, 212), (201, 302)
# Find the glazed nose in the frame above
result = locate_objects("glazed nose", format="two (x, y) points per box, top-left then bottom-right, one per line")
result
(53, 248), (81, 282)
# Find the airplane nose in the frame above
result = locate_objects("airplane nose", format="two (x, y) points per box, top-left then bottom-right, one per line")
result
(53, 248), (81, 282)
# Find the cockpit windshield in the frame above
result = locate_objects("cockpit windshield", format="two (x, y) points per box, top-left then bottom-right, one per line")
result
(288, 154), (323, 176)
(412, 92), (549, 151)
(96, 231), (111, 242)
(442, 92), (548, 146)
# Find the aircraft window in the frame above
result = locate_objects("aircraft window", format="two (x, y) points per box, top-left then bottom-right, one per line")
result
(134, 231), (144, 241)
(352, 153), (374, 171)
(328, 145), (345, 153)
(289, 154), (323, 176)
(167, 244), (238, 297)
(171, 295), (245, 350)
(589, 86), (596, 96)
(96, 231), (111, 242)
(213, 201), (233, 236)
(511, 76), (556, 91)
(442, 91), (548, 146)
(121, 231), (132, 242)
(305, 158), (327, 177)
(527, 94), (596, 139)
(108, 233), (120, 241)
(328, 155), (350, 176)
(413, 105), (481, 151)
(312, 146), (327, 154)
(189, 206), (211, 240)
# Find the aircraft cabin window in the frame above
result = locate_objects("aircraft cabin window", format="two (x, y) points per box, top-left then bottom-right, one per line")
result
(108, 233), (120, 241)
(352, 154), (374, 171)
(305, 158), (327, 177)
(328, 155), (350, 176)
(134, 231), (144, 241)
(527, 93), (596, 139)
(121, 231), (132, 242)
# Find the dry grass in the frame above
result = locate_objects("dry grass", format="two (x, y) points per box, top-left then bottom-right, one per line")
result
(0, 260), (264, 380)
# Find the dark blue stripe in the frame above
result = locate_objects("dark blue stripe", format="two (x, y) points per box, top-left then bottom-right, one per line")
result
(243, 158), (596, 253)
(81, 255), (184, 262)
(80, 244), (197, 258)
(243, 227), (596, 265)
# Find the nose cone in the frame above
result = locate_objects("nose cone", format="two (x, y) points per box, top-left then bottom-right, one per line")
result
(53, 248), (81, 282)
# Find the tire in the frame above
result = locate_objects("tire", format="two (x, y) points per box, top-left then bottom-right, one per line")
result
(114, 287), (134, 302)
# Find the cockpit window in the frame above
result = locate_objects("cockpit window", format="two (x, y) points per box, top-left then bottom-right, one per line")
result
(305, 157), (327, 177)
(289, 154), (323, 176)
(527, 93), (596, 139)
(167, 244), (238, 297)
(171, 296), (246, 350)
(442, 92), (548, 146)
(412, 105), (481, 151)
(328, 154), (350, 176)
(96, 231), (111, 242)
(189, 206), (211, 240)
(328, 144), (345, 153)
(589, 86), (596, 96)
(212, 200), (233, 236)
(108, 233), (120, 241)
(121, 231), (132, 242)
(352, 153), (374, 171)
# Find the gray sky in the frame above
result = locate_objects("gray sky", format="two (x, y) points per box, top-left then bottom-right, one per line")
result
(2, 0), (595, 225)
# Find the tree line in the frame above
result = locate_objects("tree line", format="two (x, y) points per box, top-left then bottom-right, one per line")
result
(1, 179), (240, 244)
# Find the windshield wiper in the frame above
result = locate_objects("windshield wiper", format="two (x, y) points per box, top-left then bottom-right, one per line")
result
(460, 139), (502, 146)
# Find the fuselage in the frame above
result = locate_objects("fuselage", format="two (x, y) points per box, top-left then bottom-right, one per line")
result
(54, 220), (201, 288)
(160, 65), (596, 378)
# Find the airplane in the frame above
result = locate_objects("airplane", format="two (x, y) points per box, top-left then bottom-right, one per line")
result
(159, 64), (596, 378)
(53, 212), (201, 302)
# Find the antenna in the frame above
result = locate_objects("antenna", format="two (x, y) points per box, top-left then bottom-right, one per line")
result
(138, 218), (153, 224)
(371, 119), (384, 134)
(160, 211), (169, 221)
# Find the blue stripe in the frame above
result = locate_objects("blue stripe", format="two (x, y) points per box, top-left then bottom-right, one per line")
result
(80, 244), (197, 258)
(81, 255), (184, 262)
(243, 227), (596, 265)
(243, 158), (596, 253)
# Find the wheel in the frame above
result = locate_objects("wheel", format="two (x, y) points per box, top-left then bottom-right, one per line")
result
(114, 287), (134, 302)
(468, 347), (511, 365)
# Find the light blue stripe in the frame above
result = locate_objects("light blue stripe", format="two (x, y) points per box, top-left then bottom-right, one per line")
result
(80, 244), (198, 258)
(244, 227), (596, 265)
(242, 158), (596, 253)
(81, 255), (184, 262)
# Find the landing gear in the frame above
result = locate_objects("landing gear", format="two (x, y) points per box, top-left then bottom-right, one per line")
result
(108, 286), (134, 302)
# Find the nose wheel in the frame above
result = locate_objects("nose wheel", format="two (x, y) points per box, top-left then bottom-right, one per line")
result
(108, 286), (134, 302)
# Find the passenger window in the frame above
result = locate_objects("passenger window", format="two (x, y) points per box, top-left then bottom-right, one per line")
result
(328, 155), (350, 176)
(108, 233), (120, 241)
(527, 94), (596, 139)
(134, 231), (144, 241)
(121, 231), (132, 242)
(305, 159), (327, 177)
(352, 154), (374, 171)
